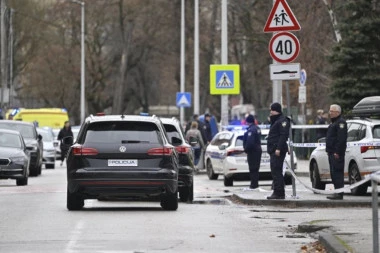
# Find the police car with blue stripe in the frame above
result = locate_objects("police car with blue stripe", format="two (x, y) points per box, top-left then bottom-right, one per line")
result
(204, 125), (297, 187)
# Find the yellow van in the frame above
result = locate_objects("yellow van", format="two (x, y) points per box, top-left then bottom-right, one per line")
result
(7, 108), (69, 129)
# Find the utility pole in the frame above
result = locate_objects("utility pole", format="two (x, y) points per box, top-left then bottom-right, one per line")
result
(272, 0), (282, 104)
(9, 8), (13, 107)
(180, 0), (185, 125)
(0, 0), (6, 110)
(220, 0), (228, 127)
(193, 0), (199, 115)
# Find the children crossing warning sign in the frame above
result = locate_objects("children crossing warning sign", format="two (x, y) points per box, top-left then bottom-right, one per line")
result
(263, 0), (301, 33)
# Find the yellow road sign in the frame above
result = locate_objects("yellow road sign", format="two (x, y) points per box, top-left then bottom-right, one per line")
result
(210, 64), (240, 95)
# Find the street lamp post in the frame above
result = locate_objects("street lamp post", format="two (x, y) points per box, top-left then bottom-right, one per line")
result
(71, 0), (85, 124)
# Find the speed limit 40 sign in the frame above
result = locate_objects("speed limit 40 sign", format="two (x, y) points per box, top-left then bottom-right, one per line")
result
(269, 32), (300, 63)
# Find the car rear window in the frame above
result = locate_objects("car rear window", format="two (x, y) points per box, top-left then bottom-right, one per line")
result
(235, 136), (243, 146)
(0, 123), (35, 139)
(163, 124), (182, 142)
(373, 125), (380, 139)
(84, 121), (163, 144)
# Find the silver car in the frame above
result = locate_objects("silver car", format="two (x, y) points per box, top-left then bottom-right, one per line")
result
(37, 127), (57, 169)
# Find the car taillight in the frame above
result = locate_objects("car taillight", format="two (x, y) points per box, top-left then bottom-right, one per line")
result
(175, 146), (191, 154)
(227, 150), (245, 156)
(361, 146), (375, 153)
(148, 147), (174, 156)
(72, 146), (99, 156)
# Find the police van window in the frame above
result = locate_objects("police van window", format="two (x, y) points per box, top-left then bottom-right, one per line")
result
(373, 125), (380, 139)
(358, 125), (366, 141)
(235, 135), (244, 147)
(347, 123), (361, 142)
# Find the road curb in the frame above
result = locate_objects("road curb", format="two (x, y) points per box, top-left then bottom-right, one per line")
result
(230, 193), (376, 208)
(317, 230), (352, 253)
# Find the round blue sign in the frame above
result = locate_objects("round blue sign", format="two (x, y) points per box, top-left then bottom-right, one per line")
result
(299, 69), (307, 86)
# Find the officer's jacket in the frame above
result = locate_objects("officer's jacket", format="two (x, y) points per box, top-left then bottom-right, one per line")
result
(326, 115), (347, 155)
(243, 124), (262, 152)
(267, 114), (290, 154)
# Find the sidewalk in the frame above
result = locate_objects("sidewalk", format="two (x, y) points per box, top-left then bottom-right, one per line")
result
(231, 159), (378, 253)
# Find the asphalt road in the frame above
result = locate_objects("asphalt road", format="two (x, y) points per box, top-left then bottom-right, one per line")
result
(0, 162), (326, 253)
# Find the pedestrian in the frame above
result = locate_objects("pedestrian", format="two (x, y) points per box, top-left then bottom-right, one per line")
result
(266, 102), (290, 200)
(315, 109), (327, 140)
(185, 121), (205, 167)
(243, 114), (262, 189)
(57, 121), (74, 166)
(203, 113), (212, 143)
(325, 104), (347, 200)
(185, 114), (207, 144)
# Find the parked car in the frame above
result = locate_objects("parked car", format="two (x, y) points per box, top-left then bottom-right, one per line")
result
(0, 120), (43, 176)
(161, 117), (194, 202)
(65, 114), (180, 211)
(37, 127), (57, 169)
(52, 128), (61, 159)
(204, 127), (297, 187)
(0, 129), (30, 185)
(309, 118), (380, 195)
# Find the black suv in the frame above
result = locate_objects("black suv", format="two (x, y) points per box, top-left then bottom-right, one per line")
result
(0, 120), (43, 176)
(161, 117), (194, 202)
(65, 115), (180, 211)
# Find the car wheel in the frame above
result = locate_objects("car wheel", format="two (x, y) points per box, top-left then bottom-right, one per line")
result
(188, 183), (194, 202)
(29, 166), (39, 177)
(179, 188), (189, 202)
(160, 191), (178, 211)
(67, 188), (84, 211)
(310, 161), (325, 190)
(16, 177), (28, 186)
(349, 163), (368, 196)
(206, 160), (218, 180)
(224, 176), (233, 187)
(46, 164), (55, 169)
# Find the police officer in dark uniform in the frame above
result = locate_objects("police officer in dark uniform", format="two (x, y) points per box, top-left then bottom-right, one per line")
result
(243, 114), (262, 189)
(266, 102), (290, 199)
(203, 113), (213, 143)
(326, 104), (347, 200)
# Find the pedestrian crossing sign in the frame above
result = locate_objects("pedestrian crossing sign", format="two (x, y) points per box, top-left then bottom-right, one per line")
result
(176, 92), (191, 107)
(210, 64), (240, 95)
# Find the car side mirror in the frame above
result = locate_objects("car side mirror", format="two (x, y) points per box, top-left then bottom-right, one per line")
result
(171, 136), (182, 145)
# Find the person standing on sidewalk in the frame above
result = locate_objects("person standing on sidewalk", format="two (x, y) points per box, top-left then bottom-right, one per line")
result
(326, 104), (347, 200)
(243, 114), (262, 189)
(266, 102), (290, 200)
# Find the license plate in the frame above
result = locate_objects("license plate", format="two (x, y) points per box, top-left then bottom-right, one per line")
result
(108, 160), (138, 167)
(261, 159), (270, 164)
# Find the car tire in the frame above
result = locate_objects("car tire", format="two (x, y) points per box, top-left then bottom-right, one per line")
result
(16, 177), (28, 186)
(179, 183), (194, 203)
(29, 166), (39, 177)
(224, 176), (233, 187)
(37, 164), (42, 175)
(67, 188), (84, 211)
(160, 191), (178, 211)
(349, 163), (368, 196)
(310, 161), (325, 190)
(206, 160), (218, 180)
(179, 188), (189, 202)
(188, 183), (194, 202)
(46, 164), (55, 169)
